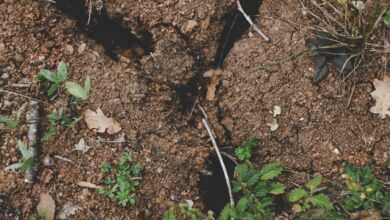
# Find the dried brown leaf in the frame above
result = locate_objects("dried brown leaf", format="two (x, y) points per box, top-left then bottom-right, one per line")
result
(204, 69), (223, 101)
(84, 108), (121, 134)
(370, 77), (390, 119)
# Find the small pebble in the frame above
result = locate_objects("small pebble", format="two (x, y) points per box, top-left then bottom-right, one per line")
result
(65, 45), (74, 55)
(43, 155), (53, 166)
(14, 53), (24, 63)
(78, 43), (86, 54)
(1, 73), (9, 79)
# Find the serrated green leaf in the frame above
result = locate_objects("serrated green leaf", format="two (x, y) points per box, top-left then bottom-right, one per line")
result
(306, 175), (322, 192)
(309, 193), (333, 210)
(288, 188), (308, 202)
(0, 115), (18, 128)
(259, 163), (283, 180)
(65, 81), (88, 100)
(270, 182), (285, 195)
(38, 69), (56, 82)
(56, 61), (68, 82)
(163, 208), (176, 220)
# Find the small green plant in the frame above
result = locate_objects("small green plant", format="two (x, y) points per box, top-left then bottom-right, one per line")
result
(0, 115), (18, 129)
(38, 62), (91, 101)
(38, 62), (68, 98)
(163, 201), (214, 220)
(65, 76), (91, 101)
(234, 138), (258, 161)
(43, 108), (80, 141)
(384, 10), (390, 28)
(342, 164), (390, 217)
(5, 140), (34, 172)
(288, 175), (333, 215)
(98, 152), (142, 207)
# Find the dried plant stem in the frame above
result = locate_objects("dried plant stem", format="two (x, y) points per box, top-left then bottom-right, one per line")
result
(201, 118), (235, 209)
(236, 0), (270, 42)
(25, 101), (40, 183)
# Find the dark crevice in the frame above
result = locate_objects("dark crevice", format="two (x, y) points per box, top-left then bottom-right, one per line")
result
(199, 153), (236, 216)
(53, 0), (154, 60)
(214, 0), (264, 68)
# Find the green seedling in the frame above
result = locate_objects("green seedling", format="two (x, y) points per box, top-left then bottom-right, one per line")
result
(235, 138), (258, 161)
(38, 62), (68, 98)
(5, 140), (34, 172)
(288, 175), (333, 214)
(384, 11), (390, 28)
(342, 164), (390, 217)
(43, 108), (80, 141)
(98, 152), (143, 207)
(219, 162), (285, 220)
(0, 115), (18, 129)
(65, 76), (91, 101)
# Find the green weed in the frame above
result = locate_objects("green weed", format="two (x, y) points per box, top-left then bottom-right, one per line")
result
(0, 115), (18, 129)
(5, 140), (35, 172)
(38, 62), (68, 98)
(42, 108), (80, 141)
(97, 152), (143, 207)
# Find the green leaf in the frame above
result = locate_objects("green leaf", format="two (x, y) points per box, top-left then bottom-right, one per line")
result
(65, 81), (89, 100)
(306, 175), (322, 192)
(309, 193), (333, 210)
(259, 163), (283, 180)
(38, 69), (56, 82)
(236, 196), (249, 213)
(384, 11), (390, 28)
(288, 188), (308, 202)
(56, 61), (68, 82)
(17, 140), (33, 159)
(235, 138), (258, 161)
(270, 182), (285, 195)
(47, 84), (59, 97)
(0, 115), (18, 128)
(4, 162), (24, 171)
(218, 205), (233, 220)
(163, 208), (176, 220)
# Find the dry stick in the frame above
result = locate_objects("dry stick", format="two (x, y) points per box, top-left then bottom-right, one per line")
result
(201, 118), (235, 209)
(25, 101), (40, 183)
(236, 0), (270, 42)
(0, 89), (42, 102)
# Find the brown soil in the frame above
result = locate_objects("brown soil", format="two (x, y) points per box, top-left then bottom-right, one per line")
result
(0, 0), (389, 219)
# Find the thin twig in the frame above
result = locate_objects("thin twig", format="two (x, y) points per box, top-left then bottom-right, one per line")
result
(54, 155), (73, 163)
(201, 118), (235, 209)
(236, 0), (270, 42)
(0, 89), (42, 102)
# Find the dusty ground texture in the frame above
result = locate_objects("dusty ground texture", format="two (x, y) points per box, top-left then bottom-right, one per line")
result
(0, 0), (389, 219)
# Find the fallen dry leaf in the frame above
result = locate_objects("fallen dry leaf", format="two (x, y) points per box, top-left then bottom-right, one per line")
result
(204, 68), (223, 101)
(58, 202), (81, 220)
(267, 118), (279, 131)
(351, 209), (381, 220)
(74, 138), (90, 153)
(37, 193), (56, 220)
(370, 77), (390, 119)
(84, 108), (121, 134)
